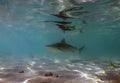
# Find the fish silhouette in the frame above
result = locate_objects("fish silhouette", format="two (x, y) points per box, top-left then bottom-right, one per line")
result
(46, 38), (85, 53)
(43, 20), (72, 25)
(56, 24), (75, 33)
(63, 6), (84, 12)
(51, 11), (72, 20)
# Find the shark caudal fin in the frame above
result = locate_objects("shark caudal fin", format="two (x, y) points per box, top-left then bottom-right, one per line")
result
(78, 46), (85, 54)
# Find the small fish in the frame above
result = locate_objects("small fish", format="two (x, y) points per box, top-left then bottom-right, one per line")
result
(43, 21), (72, 25)
(46, 38), (85, 53)
(56, 24), (75, 33)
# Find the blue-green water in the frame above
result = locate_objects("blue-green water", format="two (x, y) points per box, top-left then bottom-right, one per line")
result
(0, 0), (120, 83)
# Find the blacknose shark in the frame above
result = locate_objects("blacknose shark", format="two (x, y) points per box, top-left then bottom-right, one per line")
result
(46, 39), (85, 53)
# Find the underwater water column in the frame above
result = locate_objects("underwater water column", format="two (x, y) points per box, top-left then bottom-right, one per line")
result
(0, 0), (120, 83)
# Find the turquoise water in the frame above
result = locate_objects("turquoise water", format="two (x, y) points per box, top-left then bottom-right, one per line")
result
(0, 0), (120, 83)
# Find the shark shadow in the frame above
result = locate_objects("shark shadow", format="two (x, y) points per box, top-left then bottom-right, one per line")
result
(56, 24), (76, 33)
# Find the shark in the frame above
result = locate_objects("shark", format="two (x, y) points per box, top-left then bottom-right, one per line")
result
(46, 39), (85, 53)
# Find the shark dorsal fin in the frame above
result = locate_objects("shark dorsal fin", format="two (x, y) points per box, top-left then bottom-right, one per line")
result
(61, 38), (66, 43)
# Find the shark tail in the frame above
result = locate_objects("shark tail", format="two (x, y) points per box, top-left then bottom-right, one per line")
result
(78, 46), (85, 54)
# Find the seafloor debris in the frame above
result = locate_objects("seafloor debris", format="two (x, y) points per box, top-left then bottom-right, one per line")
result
(107, 62), (120, 68)
(96, 70), (120, 83)
(18, 70), (25, 73)
(24, 70), (79, 83)
(44, 72), (53, 77)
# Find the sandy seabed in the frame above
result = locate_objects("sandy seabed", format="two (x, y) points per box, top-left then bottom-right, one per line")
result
(0, 58), (120, 83)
